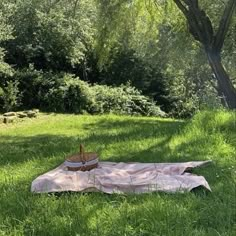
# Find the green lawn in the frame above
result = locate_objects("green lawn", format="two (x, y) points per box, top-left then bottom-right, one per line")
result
(0, 111), (235, 236)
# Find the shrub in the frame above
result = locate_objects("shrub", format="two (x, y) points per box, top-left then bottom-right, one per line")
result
(88, 83), (165, 116)
(0, 80), (21, 112)
(14, 68), (45, 109)
(43, 75), (91, 113)
(14, 69), (88, 113)
(13, 69), (165, 116)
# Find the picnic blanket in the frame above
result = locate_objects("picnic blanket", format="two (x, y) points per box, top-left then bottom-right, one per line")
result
(31, 161), (211, 194)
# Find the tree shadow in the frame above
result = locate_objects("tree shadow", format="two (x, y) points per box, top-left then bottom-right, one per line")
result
(0, 115), (235, 235)
(1, 114), (234, 193)
(0, 118), (187, 167)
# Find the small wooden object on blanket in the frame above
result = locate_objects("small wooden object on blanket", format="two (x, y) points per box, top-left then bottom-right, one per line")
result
(64, 144), (98, 171)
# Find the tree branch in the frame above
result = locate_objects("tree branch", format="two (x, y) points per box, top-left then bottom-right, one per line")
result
(173, 0), (205, 43)
(73, 0), (79, 18)
(192, 0), (199, 8)
(173, 0), (189, 16)
(214, 0), (236, 52)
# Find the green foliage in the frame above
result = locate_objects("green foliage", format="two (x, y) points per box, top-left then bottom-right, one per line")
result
(0, 49), (13, 76)
(165, 58), (223, 117)
(5, 0), (97, 71)
(14, 69), (165, 116)
(0, 80), (21, 112)
(88, 83), (165, 116)
(0, 86), (3, 97)
(0, 0), (235, 116)
(0, 1), (14, 77)
(0, 1), (14, 42)
(95, 0), (236, 115)
(43, 75), (91, 113)
(96, 49), (170, 111)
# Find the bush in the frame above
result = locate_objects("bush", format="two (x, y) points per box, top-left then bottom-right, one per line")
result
(88, 83), (165, 116)
(0, 80), (21, 112)
(14, 68), (45, 109)
(43, 75), (91, 113)
(13, 69), (87, 113)
(13, 69), (165, 116)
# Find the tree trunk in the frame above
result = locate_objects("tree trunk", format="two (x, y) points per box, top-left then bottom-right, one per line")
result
(206, 50), (236, 109)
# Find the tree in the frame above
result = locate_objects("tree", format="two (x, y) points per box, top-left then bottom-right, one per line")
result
(95, 0), (236, 111)
(0, 1), (14, 76)
(4, 0), (97, 74)
(172, 0), (236, 108)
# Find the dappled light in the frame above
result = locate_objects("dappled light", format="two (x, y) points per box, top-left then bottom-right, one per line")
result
(0, 111), (235, 235)
(0, 0), (235, 234)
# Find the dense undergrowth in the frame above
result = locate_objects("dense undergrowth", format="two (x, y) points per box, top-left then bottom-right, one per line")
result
(2, 1), (234, 118)
(0, 71), (165, 117)
(0, 110), (235, 235)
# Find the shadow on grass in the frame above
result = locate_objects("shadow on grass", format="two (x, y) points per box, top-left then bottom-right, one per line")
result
(0, 177), (233, 236)
(0, 115), (234, 185)
(0, 115), (234, 180)
(0, 115), (235, 235)
(0, 114), (235, 189)
(0, 118), (186, 166)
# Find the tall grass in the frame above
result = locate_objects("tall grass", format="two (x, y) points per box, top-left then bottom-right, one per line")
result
(0, 110), (235, 235)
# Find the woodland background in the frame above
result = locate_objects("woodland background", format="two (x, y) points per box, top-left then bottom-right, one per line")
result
(0, 0), (235, 117)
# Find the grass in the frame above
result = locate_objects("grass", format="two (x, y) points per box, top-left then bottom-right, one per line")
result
(0, 110), (235, 236)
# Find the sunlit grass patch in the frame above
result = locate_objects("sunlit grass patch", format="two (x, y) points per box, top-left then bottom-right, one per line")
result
(0, 110), (235, 235)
